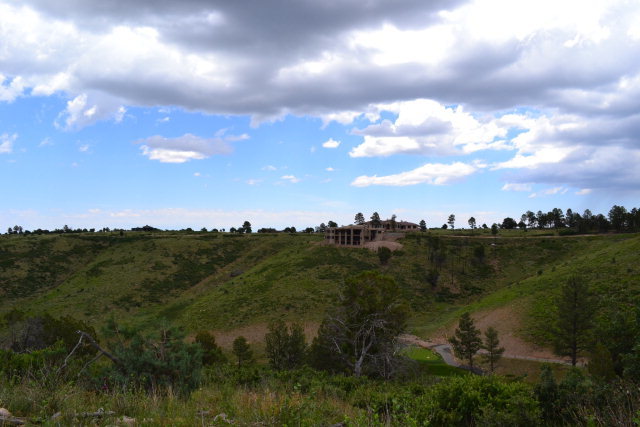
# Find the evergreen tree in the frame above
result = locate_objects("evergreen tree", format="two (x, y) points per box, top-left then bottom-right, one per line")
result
(419, 219), (427, 231)
(482, 327), (504, 373)
(553, 276), (593, 366)
(232, 336), (253, 367)
(449, 312), (482, 370)
(264, 320), (307, 370)
(194, 331), (226, 365)
(310, 271), (407, 377)
(354, 212), (365, 225)
(370, 212), (382, 227)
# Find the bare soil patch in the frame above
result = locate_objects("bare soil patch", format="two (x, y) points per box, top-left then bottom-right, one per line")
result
(207, 322), (320, 350)
(427, 305), (559, 360)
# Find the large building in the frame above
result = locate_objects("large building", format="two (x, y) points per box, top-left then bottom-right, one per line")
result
(325, 219), (419, 247)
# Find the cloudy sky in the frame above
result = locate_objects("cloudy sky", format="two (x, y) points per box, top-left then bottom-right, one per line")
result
(2, 0), (640, 230)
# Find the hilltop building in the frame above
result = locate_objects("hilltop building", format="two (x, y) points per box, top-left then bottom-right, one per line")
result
(325, 219), (419, 247)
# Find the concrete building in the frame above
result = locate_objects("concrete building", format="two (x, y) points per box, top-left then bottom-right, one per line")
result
(325, 219), (419, 246)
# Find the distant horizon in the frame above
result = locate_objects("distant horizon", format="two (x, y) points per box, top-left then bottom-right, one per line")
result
(2, 1), (640, 232)
(3, 203), (635, 233)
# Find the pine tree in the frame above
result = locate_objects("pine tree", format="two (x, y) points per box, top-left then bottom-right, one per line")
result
(232, 336), (253, 367)
(482, 327), (504, 373)
(449, 312), (482, 369)
(553, 276), (593, 366)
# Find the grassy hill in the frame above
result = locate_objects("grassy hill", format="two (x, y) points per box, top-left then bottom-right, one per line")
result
(2, 230), (639, 350)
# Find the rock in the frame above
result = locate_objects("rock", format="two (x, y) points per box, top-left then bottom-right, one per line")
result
(0, 408), (11, 417)
(120, 415), (136, 425)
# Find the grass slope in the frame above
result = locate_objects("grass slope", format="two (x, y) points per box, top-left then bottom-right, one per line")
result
(2, 231), (639, 350)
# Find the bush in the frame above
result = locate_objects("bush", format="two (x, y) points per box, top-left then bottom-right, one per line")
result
(264, 320), (307, 370)
(424, 375), (540, 425)
(194, 330), (226, 365)
(100, 320), (202, 395)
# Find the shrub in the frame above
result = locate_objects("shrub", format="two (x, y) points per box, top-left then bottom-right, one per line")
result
(100, 320), (202, 395)
(264, 320), (307, 370)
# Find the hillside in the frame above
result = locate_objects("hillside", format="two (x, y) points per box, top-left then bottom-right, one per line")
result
(2, 231), (639, 353)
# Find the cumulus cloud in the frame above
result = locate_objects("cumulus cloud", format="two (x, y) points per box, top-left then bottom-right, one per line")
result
(2, 0), (640, 193)
(2, 0), (638, 127)
(351, 161), (477, 187)
(0, 133), (17, 154)
(136, 132), (237, 163)
(350, 99), (513, 158)
(322, 138), (341, 148)
(0, 75), (25, 102)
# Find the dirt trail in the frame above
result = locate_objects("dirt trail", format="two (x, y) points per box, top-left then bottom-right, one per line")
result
(402, 304), (582, 366)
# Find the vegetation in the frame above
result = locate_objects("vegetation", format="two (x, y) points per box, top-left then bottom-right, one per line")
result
(264, 320), (306, 370)
(2, 214), (640, 423)
(448, 313), (482, 370)
(553, 276), (594, 366)
(482, 326), (505, 373)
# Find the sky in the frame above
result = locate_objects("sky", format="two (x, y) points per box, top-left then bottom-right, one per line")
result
(1, 0), (640, 230)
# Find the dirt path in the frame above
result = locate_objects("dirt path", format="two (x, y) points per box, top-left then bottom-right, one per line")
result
(400, 333), (575, 367)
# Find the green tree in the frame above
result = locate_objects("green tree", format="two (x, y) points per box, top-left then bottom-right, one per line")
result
(482, 327), (504, 373)
(310, 271), (407, 377)
(448, 312), (482, 370)
(102, 320), (203, 394)
(242, 220), (252, 233)
(370, 212), (381, 227)
(447, 214), (455, 229)
(553, 276), (593, 366)
(491, 223), (499, 235)
(535, 365), (559, 422)
(468, 216), (476, 230)
(608, 204), (628, 231)
(419, 219), (427, 232)
(377, 246), (392, 265)
(327, 220), (338, 228)
(232, 336), (253, 367)
(354, 212), (365, 225)
(501, 217), (517, 229)
(194, 331), (226, 365)
(264, 320), (307, 370)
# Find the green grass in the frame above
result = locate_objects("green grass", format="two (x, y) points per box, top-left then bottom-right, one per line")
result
(2, 231), (639, 352)
(404, 346), (468, 377)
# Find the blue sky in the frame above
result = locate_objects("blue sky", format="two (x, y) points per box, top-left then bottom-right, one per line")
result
(1, 0), (639, 230)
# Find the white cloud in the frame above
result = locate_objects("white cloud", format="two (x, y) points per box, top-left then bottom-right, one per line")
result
(326, 167), (335, 172)
(0, 133), (17, 154)
(502, 183), (532, 192)
(576, 188), (592, 195)
(262, 165), (277, 171)
(79, 144), (89, 152)
(0, 75), (25, 102)
(281, 175), (300, 183)
(349, 99), (512, 158)
(322, 138), (341, 148)
(246, 178), (262, 185)
(193, 172), (201, 177)
(136, 133), (236, 163)
(529, 186), (568, 198)
(351, 162), (477, 187)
